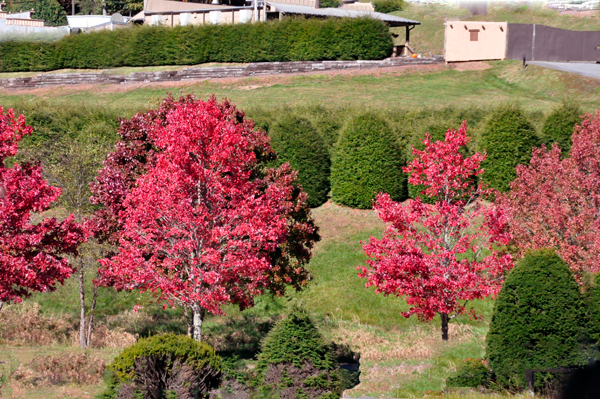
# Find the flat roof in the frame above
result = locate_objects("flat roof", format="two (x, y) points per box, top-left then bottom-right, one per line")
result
(268, 2), (420, 26)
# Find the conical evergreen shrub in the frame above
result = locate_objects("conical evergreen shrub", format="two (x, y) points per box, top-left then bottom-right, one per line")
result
(480, 106), (539, 192)
(584, 273), (600, 346)
(486, 250), (591, 391)
(256, 306), (342, 399)
(331, 113), (406, 209)
(270, 115), (331, 208)
(542, 103), (582, 155)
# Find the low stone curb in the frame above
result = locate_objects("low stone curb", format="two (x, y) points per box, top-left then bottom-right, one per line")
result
(0, 56), (445, 89)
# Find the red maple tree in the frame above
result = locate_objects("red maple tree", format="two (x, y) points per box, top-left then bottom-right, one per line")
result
(98, 98), (317, 341)
(499, 112), (600, 279)
(359, 122), (513, 340)
(0, 108), (86, 309)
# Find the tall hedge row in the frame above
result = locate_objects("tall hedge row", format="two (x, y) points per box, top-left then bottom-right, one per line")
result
(486, 250), (591, 391)
(0, 18), (393, 72)
(331, 112), (407, 209)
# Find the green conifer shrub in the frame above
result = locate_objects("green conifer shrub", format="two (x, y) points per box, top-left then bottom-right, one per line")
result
(103, 334), (222, 399)
(373, 0), (405, 13)
(270, 115), (331, 208)
(584, 273), (600, 346)
(331, 113), (406, 209)
(446, 358), (491, 388)
(480, 105), (540, 192)
(256, 306), (342, 399)
(542, 103), (582, 154)
(486, 250), (591, 391)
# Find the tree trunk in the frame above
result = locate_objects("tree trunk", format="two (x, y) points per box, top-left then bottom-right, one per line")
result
(440, 312), (449, 341)
(85, 283), (98, 347)
(0, 301), (3, 312)
(78, 265), (87, 349)
(191, 303), (205, 342)
(184, 306), (193, 338)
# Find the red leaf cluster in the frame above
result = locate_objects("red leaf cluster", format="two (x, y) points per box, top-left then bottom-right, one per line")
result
(0, 108), (86, 304)
(95, 97), (317, 313)
(359, 122), (513, 322)
(499, 112), (600, 279)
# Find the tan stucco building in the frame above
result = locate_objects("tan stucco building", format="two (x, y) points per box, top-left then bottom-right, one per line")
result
(444, 21), (508, 62)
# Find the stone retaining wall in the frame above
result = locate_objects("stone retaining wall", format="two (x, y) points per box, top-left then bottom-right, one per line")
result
(0, 57), (444, 89)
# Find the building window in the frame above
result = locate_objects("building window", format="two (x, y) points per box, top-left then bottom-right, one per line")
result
(469, 29), (479, 41)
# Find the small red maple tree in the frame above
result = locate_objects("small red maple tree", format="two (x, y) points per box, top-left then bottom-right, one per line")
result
(358, 122), (513, 340)
(0, 108), (86, 309)
(98, 98), (317, 341)
(499, 111), (600, 279)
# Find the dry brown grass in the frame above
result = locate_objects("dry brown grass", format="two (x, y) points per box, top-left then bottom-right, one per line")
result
(10, 353), (105, 389)
(1, 302), (137, 349)
(0, 303), (73, 346)
(327, 319), (480, 363)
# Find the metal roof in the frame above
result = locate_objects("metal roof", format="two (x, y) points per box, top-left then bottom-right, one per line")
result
(268, 2), (420, 26)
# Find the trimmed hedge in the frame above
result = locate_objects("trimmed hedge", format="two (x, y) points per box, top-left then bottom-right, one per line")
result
(256, 306), (342, 399)
(0, 18), (393, 72)
(331, 112), (407, 209)
(486, 250), (591, 391)
(480, 105), (540, 192)
(542, 103), (582, 154)
(270, 115), (331, 208)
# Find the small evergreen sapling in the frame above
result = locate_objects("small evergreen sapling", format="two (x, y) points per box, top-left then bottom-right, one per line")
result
(256, 306), (342, 399)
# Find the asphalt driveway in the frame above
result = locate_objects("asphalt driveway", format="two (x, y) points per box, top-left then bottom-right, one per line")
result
(528, 61), (600, 80)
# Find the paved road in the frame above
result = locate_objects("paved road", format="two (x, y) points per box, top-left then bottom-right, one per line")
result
(528, 61), (600, 80)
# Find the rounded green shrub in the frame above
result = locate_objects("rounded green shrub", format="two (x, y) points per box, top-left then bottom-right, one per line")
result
(373, 0), (405, 13)
(446, 358), (491, 388)
(542, 103), (582, 154)
(486, 250), (591, 391)
(256, 306), (342, 399)
(584, 273), (600, 346)
(480, 106), (539, 192)
(103, 334), (222, 399)
(270, 115), (331, 208)
(331, 113), (407, 209)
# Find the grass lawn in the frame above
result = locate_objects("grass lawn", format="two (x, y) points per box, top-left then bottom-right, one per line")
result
(1, 60), (600, 118)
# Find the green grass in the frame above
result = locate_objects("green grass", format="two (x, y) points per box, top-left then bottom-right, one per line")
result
(1, 61), (600, 118)
(0, 63), (248, 79)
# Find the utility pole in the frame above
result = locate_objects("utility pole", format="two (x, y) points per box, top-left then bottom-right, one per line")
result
(253, 0), (257, 22)
(72, 0), (75, 15)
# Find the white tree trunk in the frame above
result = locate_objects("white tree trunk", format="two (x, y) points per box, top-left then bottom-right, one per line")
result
(78, 266), (87, 349)
(191, 303), (205, 342)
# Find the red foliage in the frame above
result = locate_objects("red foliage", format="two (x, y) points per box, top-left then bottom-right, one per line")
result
(359, 122), (513, 340)
(499, 111), (600, 279)
(0, 108), (86, 304)
(96, 97), (318, 318)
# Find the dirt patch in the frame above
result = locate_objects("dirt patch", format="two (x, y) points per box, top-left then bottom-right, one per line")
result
(0, 63), (448, 96)
(450, 61), (492, 72)
(311, 201), (384, 248)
